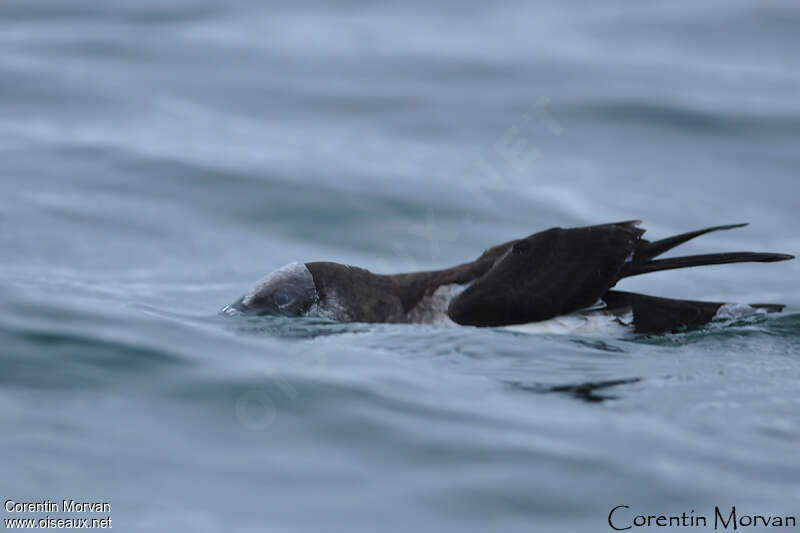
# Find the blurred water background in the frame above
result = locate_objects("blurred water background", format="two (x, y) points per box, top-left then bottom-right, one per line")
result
(2, 0), (800, 531)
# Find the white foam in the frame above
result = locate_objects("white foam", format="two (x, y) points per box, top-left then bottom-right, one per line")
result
(713, 303), (765, 321)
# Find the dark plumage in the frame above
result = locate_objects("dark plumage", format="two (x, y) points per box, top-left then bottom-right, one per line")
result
(228, 221), (794, 334)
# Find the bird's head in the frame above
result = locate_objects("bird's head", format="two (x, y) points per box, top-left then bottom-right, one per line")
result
(223, 262), (318, 317)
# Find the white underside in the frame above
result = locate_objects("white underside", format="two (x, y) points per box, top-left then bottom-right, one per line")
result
(502, 312), (633, 336)
(405, 283), (471, 324)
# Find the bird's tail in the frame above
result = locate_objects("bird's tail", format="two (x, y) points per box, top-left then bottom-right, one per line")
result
(621, 223), (794, 278)
(602, 290), (785, 334)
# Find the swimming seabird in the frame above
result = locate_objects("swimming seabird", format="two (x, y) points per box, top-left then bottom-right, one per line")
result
(224, 221), (794, 334)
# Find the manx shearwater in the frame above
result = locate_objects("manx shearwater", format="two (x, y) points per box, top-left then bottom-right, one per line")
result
(224, 221), (794, 334)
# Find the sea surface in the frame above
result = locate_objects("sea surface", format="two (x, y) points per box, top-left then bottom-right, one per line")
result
(2, 0), (800, 531)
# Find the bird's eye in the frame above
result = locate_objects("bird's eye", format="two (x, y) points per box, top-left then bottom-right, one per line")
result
(273, 291), (291, 308)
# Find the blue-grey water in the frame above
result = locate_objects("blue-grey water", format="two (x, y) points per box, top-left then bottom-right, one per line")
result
(2, 0), (800, 531)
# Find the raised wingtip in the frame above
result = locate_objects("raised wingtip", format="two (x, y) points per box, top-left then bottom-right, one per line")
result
(752, 252), (794, 263)
(759, 253), (795, 262)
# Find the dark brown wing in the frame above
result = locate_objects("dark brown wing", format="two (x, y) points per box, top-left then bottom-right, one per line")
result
(447, 221), (645, 326)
